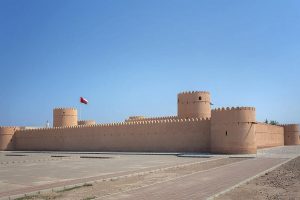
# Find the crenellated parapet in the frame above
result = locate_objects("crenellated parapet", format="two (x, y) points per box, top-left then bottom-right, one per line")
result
(125, 116), (178, 122)
(210, 106), (257, 154)
(0, 126), (19, 150)
(178, 91), (211, 119)
(53, 108), (78, 127)
(18, 117), (211, 134)
(281, 124), (300, 145)
(211, 107), (256, 123)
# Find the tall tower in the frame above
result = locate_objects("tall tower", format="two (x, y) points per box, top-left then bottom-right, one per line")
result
(53, 108), (78, 127)
(0, 127), (18, 151)
(177, 91), (211, 119)
(210, 107), (257, 154)
(283, 124), (300, 145)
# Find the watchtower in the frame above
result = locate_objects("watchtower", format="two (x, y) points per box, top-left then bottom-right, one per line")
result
(53, 108), (78, 127)
(210, 107), (256, 154)
(283, 124), (300, 145)
(0, 126), (18, 150)
(177, 91), (211, 118)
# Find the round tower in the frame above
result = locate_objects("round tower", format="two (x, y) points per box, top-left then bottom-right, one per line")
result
(78, 120), (96, 126)
(0, 126), (19, 151)
(177, 91), (211, 119)
(53, 108), (78, 127)
(283, 124), (300, 145)
(210, 107), (256, 154)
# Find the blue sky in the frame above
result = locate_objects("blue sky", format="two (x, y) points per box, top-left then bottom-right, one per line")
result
(0, 0), (299, 126)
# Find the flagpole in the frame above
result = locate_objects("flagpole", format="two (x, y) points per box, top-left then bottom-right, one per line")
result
(79, 98), (81, 121)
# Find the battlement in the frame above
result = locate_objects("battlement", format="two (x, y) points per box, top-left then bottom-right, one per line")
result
(0, 126), (19, 134)
(178, 91), (210, 95)
(211, 106), (256, 124)
(211, 107), (256, 112)
(0, 126), (18, 129)
(18, 117), (210, 134)
(53, 107), (77, 110)
(125, 116), (178, 122)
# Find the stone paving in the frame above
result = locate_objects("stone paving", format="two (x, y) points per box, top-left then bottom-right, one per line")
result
(101, 157), (286, 200)
(0, 145), (299, 200)
(0, 152), (215, 199)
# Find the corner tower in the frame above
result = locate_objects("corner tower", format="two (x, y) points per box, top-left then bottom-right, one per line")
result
(283, 124), (300, 145)
(210, 107), (256, 154)
(0, 127), (18, 151)
(53, 108), (78, 127)
(177, 91), (211, 119)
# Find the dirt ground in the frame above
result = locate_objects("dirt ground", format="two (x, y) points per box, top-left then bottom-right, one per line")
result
(216, 156), (300, 200)
(15, 157), (247, 200)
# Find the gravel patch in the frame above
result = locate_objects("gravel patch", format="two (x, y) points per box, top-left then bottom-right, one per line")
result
(216, 156), (300, 200)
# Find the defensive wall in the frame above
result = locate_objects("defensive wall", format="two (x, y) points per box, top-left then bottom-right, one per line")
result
(0, 91), (299, 153)
(13, 118), (211, 152)
(255, 123), (284, 148)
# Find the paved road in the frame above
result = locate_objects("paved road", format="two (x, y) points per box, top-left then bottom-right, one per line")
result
(0, 152), (213, 198)
(101, 157), (287, 200)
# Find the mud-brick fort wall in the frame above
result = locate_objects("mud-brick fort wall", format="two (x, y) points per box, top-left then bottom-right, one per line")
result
(14, 118), (210, 152)
(255, 123), (284, 148)
(1, 90), (299, 153)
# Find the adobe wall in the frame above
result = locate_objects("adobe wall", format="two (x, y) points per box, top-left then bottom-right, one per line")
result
(283, 124), (300, 145)
(0, 127), (19, 150)
(53, 108), (78, 127)
(78, 120), (96, 126)
(14, 118), (211, 152)
(210, 107), (256, 154)
(178, 91), (211, 119)
(255, 123), (284, 148)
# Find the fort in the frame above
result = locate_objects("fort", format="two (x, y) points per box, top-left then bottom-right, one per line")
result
(0, 91), (299, 154)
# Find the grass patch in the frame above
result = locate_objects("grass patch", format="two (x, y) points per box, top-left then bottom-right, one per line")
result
(15, 195), (39, 200)
(15, 193), (61, 200)
(57, 183), (93, 193)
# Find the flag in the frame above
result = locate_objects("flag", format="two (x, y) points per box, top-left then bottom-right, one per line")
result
(80, 97), (88, 104)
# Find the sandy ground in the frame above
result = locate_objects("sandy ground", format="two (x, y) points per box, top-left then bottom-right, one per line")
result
(216, 156), (300, 200)
(15, 157), (247, 200)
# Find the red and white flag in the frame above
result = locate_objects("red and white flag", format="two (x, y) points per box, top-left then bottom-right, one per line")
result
(80, 97), (88, 104)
